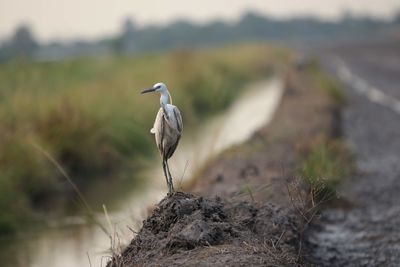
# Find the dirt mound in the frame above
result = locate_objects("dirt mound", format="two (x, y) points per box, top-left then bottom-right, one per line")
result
(107, 192), (301, 266)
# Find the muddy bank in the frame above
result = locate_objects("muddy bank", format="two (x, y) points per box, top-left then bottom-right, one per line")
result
(108, 192), (300, 266)
(107, 66), (341, 266)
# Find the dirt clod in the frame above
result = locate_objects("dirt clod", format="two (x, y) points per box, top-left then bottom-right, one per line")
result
(108, 192), (301, 266)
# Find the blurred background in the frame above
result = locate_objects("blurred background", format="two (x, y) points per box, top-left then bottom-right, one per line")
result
(0, 1), (399, 266)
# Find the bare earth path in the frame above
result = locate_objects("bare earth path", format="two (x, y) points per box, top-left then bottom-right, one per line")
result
(306, 39), (400, 266)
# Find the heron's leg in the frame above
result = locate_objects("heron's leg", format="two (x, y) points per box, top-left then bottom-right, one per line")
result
(166, 160), (174, 193)
(162, 159), (170, 193)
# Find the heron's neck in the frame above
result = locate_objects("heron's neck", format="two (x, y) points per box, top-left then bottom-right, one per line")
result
(160, 90), (171, 107)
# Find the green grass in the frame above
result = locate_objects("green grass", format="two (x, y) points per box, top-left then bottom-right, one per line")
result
(301, 139), (353, 202)
(0, 43), (287, 234)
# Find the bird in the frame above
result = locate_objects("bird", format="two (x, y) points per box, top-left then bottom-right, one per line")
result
(141, 82), (183, 194)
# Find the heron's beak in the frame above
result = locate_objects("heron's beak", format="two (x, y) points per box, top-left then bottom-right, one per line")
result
(141, 87), (156, 94)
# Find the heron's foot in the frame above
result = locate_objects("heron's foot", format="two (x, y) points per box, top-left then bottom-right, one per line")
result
(168, 182), (175, 195)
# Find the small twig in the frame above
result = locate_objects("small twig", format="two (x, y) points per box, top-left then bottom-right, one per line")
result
(245, 185), (255, 202)
(285, 182), (308, 221)
(86, 252), (93, 267)
(297, 234), (303, 261)
(231, 183), (272, 199)
(273, 230), (286, 249)
(178, 159), (190, 189)
(127, 225), (138, 235)
(103, 204), (114, 239)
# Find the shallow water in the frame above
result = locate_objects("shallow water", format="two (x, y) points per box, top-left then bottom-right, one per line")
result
(1, 77), (284, 267)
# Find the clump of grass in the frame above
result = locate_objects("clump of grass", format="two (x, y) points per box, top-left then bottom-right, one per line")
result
(287, 138), (353, 259)
(300, 138), (353, 203)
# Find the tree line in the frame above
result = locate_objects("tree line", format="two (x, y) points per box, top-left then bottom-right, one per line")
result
(1, 11), (399, 61)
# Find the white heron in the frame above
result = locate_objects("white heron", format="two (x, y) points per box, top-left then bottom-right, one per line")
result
(141, 82), (183, 194)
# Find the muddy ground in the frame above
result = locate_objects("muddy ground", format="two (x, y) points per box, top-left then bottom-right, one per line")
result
(108, 192), (300, 266)
(107, 66), (341, 266)
(304, 38), (400, 266)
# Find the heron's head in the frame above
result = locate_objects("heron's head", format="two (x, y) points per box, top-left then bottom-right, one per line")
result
(141, 82), (167, 94)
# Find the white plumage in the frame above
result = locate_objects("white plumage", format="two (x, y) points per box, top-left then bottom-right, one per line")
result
(141, 82), (183, 194)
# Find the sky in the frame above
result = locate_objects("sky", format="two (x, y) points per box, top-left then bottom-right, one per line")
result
(0, 0), (399, 42)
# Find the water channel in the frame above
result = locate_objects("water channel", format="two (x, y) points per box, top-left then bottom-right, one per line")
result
(1, 77), (284, 267)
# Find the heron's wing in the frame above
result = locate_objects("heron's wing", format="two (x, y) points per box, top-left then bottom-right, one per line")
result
(152, 108), (163, 134)
(163, 106), (182, 159)
(153, 106), (182, 159)
(159, 114), (165, 155)
(153, 108), (164, 154)
(165, 134), (181, 159)
(172, 106), (183, 133)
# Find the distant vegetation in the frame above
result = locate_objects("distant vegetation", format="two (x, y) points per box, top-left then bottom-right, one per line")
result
(1, 11), (399, 61)
(0, 44), (288, 234)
